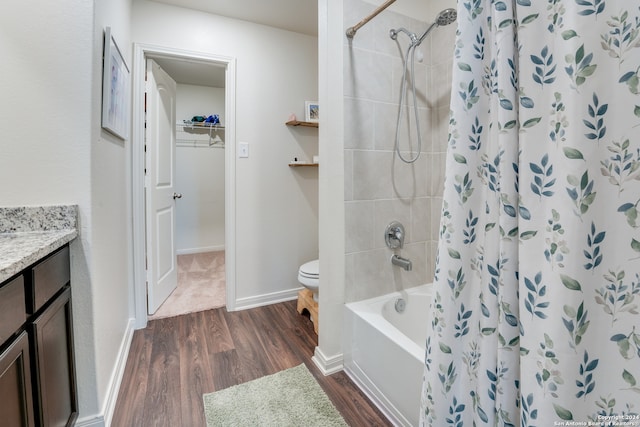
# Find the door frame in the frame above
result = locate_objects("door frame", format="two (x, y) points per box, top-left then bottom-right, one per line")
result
(131, 43), (237, 328)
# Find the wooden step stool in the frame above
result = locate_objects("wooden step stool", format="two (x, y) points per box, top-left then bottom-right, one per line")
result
(296, 289), (318, 335)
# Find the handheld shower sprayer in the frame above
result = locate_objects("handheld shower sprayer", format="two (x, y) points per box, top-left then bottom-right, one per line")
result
(390, 8), (457, 164)
(436, 8), (458, 26)
(389, 8), (457, 48)
(415, 8), (458, 45)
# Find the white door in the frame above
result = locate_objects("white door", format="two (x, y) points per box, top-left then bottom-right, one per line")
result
(146, 59), (178, 314)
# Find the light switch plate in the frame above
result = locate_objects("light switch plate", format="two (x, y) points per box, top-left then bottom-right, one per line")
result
(238, 142), (249, 158)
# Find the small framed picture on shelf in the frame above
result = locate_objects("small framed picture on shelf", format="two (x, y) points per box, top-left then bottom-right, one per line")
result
(305, 101), (319, 123)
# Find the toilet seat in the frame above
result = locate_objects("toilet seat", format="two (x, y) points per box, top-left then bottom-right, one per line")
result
(298, 260), (319, 302)
(299, 260), (319, 279)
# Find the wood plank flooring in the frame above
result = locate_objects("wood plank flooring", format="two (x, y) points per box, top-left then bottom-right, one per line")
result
(111, 301), (393, 427)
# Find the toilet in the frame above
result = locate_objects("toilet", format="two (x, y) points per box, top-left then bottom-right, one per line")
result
(297, 259), (319, 301)
(296, 259), (319, 334)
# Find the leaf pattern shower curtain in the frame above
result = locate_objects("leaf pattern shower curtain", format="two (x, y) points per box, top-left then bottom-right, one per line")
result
(421, 1), (640, 425)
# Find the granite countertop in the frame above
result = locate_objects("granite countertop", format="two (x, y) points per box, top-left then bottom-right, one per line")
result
(0, 206), (78, 283)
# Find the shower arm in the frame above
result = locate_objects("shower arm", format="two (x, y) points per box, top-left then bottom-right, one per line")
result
(416, 22), (437, 45)
(346, 0), (396, 39)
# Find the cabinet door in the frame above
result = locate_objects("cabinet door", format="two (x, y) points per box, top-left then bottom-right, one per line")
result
(32, 287), (77, 427)
(0, 331), (35, 427)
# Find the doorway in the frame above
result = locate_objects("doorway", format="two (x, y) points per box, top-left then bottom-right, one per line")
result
(131, 44), (237, 328)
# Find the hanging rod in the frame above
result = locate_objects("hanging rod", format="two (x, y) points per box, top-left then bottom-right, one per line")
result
(346, 0), (396, 39)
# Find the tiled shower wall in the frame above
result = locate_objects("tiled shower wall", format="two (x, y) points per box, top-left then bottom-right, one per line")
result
(344, 0), (455, 302)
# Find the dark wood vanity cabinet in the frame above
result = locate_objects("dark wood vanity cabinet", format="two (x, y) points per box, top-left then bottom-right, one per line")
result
(0, 331), (35, 427)
(30, 285), (77, 427)
(0, 245), (78, 427)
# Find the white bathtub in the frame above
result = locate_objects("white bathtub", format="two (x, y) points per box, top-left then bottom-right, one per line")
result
(343, 284), (432, 427)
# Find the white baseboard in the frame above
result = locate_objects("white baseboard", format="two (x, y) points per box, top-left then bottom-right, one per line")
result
(312, 346), (344, 376)
(75, 318), (135, 427)
(176, 245), (225, 255)
(233, 287), (302, 311)
(103, 318), (135, 426)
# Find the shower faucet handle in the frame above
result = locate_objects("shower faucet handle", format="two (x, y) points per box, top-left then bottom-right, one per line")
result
(385, 221), (405, 249)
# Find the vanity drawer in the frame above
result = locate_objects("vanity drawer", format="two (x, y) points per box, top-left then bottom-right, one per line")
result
(0, 276), (26, 345)
(30, 246), (70, 314)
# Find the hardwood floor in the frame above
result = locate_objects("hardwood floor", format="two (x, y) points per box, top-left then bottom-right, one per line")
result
(111, 301), (393, 427)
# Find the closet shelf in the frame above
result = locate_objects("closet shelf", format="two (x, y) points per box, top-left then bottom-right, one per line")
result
(176, 122), (225, 148)
(285, 120), (318, 128)
(178, 122), (225, 132)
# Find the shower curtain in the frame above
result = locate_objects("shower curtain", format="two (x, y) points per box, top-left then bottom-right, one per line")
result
(421, 1), (640, 425)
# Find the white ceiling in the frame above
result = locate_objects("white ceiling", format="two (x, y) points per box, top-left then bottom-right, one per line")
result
(152, 56), (227, 88)
(150, 0), (318, 36)
(148, 0), (318, 87)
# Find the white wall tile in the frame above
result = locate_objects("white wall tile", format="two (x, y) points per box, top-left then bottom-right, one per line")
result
(352, 150), (394, 200)
(348, 248), (394, 301)
(346, 200), (376, 253)
(411, 197), (429, 243)
(344, 48), (394, 102)
(344, 149), (354, 201)
(374, 102), (400, 151)
(343, 0), (454, 301)
(392, 153), (429, 199)
(345, 97), (375, 149)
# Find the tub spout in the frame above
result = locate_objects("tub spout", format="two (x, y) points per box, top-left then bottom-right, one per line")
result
(391, 254), (412, 271)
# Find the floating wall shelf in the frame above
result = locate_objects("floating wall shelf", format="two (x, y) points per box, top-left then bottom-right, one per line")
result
(285, 120), (319, 128)
(286, 118), (318, 167)
(288, 162), (319, 167)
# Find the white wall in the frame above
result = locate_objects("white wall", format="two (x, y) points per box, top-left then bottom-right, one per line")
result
(175, 84), (226, 253)
(0, 0), (96, 416)
(92, 1), (135, 423)
(1, 0), (134, 424)
(132, 0), (319, 304)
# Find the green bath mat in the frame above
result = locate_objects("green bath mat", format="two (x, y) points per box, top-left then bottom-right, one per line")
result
(203, 364), (348, 426)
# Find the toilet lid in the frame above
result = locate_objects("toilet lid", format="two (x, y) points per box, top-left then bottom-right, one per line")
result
(299, 259), (319, 278)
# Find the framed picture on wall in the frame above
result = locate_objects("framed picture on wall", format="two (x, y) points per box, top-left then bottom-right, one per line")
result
(305, 101), (319, 123)
(102, 27), (130, 140)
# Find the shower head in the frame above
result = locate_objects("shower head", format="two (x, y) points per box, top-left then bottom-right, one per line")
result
(436, 8), (457, 26)
(415, 8), (457, 45)
(390, 8), (457, 46)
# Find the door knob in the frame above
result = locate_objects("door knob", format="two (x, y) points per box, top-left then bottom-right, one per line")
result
(173, 192), (183, 199)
